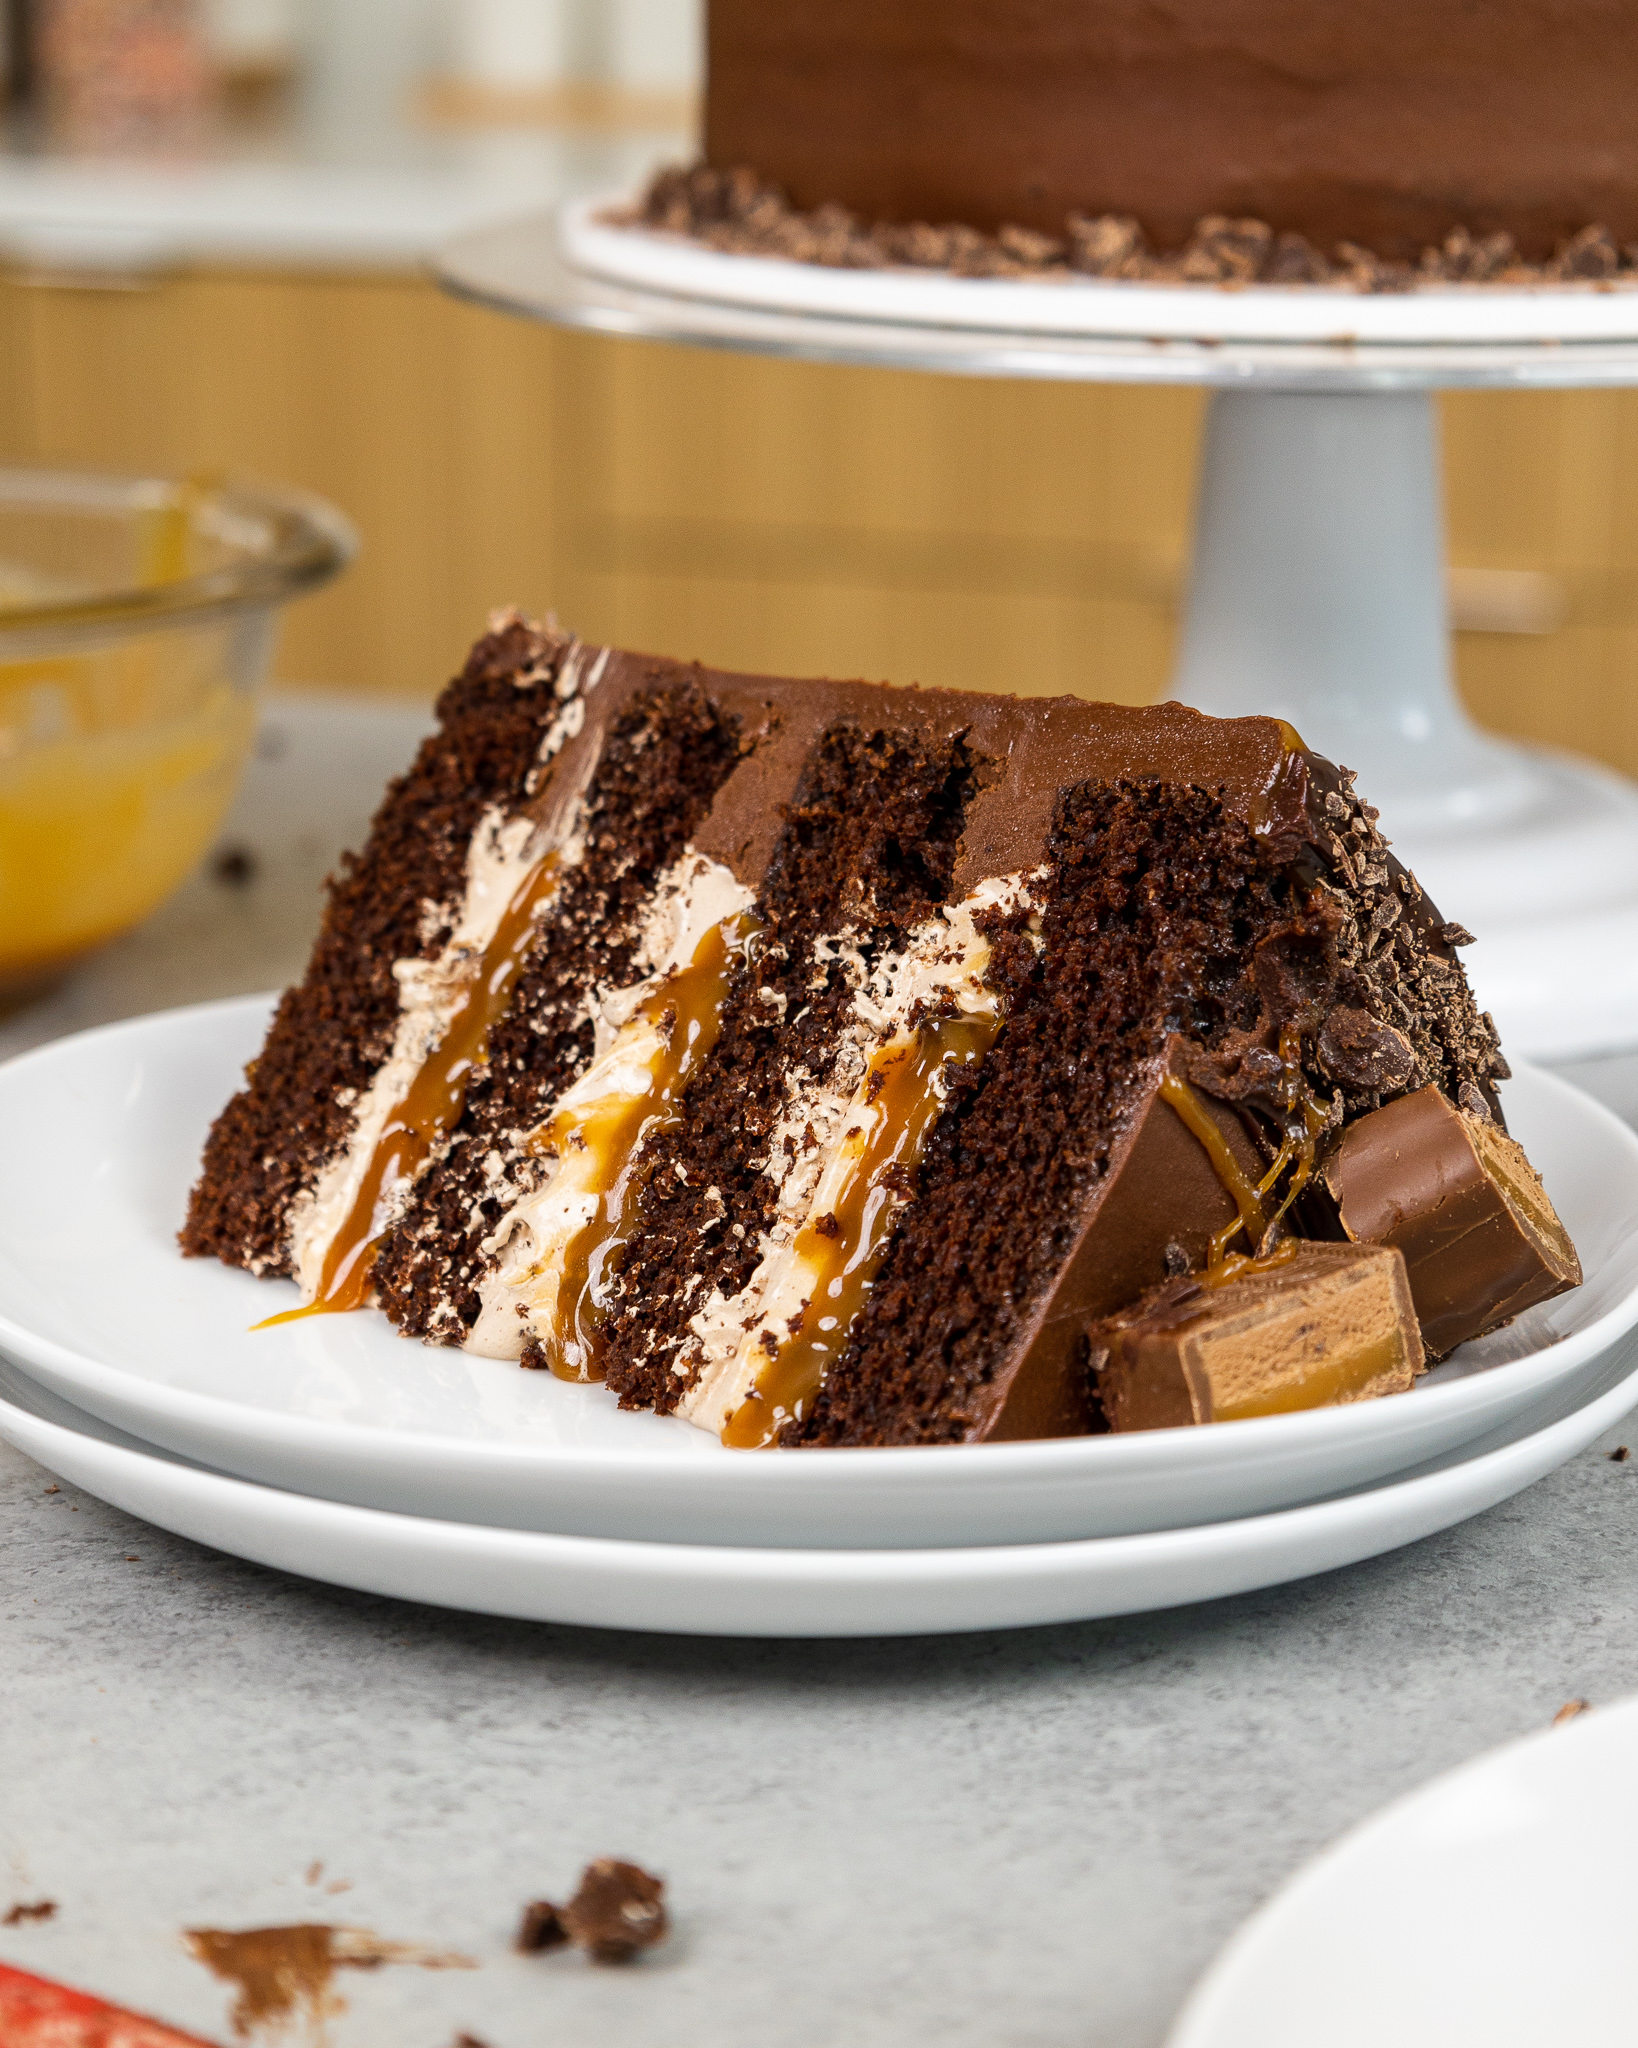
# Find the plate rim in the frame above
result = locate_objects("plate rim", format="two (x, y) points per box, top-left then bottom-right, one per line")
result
(560, 194), (1638, 349)
(1166, 1691), (1638, 2046)
(2, 1330), (1636, 1637)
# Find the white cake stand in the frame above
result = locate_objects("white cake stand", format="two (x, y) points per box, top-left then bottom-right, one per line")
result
(437, 204), (1638, 1065)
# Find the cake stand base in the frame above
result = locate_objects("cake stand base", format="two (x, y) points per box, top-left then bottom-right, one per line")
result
(1173, 389), (1638, 1061)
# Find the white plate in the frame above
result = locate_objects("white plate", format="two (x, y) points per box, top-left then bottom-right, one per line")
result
(3, 1330), (1636, 1637)
(562, 197), (1638, 349)
(1170, 1691), (1638, 2046)
(2, 996), (1634, 1550)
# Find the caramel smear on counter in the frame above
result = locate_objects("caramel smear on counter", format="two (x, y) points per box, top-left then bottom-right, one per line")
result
(534, 911), (762, 1381)
(723, 1012), (999, 1449)
(185, 1925), (474, 2048)
(1159, 1024), (1331, 1285)
(259, 852), (562, 1327)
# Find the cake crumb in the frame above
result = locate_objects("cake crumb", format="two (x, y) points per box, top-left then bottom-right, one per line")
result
(43, 1484), (58, 1493)
(518, 1861), (669, 1965)
(1609, 1445), (1630, 1462)
(1553, 1698), (1592, 1725)
(3, 1899), (58, 1925)
(212, 843), (258, 888)
(515, 1900), (570, 1953)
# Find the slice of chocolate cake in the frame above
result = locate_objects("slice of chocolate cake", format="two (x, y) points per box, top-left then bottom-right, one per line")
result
(182, 612), (1577, 1447)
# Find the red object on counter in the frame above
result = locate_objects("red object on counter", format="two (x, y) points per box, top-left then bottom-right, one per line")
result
(0, 1960), (222, 2047)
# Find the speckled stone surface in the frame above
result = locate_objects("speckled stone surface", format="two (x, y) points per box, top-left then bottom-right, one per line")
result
(4, 697), (1638, 2048)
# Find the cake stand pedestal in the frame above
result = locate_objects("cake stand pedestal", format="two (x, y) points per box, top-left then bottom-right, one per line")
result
(436, 208), (1638, 1064)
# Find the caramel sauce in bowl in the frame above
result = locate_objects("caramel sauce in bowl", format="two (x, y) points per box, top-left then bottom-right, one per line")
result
(0, 467), (352, 1006)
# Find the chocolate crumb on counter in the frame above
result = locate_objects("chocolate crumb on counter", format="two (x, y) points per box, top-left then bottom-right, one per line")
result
(2, 1900), (57, 1926)
(212, 844), (258, 888)
(518, 1861), (669, 1965)
(515, 1900), (570, 1953)
(1610, 1445), (1631, 1462)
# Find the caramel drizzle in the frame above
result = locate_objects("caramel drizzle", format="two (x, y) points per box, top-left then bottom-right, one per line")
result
(1159, 1024), (1330, 1284)
(533, 912), (762, 1382)
(259, 850), (563, 1328)
(723, 1012), (1000, 1450)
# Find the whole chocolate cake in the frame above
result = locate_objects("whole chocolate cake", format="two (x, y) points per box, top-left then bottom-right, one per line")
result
(183, 615), (1578, 1446)
(686, 0), (1638, 278)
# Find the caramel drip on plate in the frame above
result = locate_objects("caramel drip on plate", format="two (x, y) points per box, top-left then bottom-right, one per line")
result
(1160, 1024), (1331, 1280)
(258, 850), (562, 1327)
(534, 912), (761, 1381)
(723, 1012), (1000, 1450)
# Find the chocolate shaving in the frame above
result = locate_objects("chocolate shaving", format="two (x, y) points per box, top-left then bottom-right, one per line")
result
(1312, 768), (1508, 1120)
(1457, 1081), (1493, 1120)
(3, 1899), (57, 1925)
(1318, 1007), (1417, 1095)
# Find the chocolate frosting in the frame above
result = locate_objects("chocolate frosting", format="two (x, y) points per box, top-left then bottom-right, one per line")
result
(706, 0), (1638, 263)
(537, 650), (1323, 898)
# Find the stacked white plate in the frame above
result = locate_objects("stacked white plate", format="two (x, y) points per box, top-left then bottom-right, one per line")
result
(1170, 1690), (1638, 2046)
(3, 994), (1638, 1637)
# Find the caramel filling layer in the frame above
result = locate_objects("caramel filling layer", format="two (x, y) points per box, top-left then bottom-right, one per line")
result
(1208, 1329), (1410, 1422)
(722, 1012), (1000, 1449)
(529, 911), (762, 1381)
(260, 851), (562, 1326)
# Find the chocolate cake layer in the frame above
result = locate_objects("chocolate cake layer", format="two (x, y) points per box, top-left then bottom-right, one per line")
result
(181, 615), (578, 1277)
(705, 0), (1638, 264)
(592, 719), (982, 1416)
(186, 623), (1557, 1447)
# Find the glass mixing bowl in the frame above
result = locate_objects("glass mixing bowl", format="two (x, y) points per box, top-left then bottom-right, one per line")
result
(0, 467), (354, 1005)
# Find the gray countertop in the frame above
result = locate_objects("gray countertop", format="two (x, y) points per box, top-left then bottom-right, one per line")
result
(5, 696), (1638, 2048)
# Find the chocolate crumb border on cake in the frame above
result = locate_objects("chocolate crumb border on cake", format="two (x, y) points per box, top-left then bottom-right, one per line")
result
(618, 162), (1638, 296)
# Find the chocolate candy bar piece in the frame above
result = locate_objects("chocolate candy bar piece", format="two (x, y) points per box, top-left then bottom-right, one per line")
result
(1321, 1084), (1581, 1358)
(1090, 1241), (1421, 1432)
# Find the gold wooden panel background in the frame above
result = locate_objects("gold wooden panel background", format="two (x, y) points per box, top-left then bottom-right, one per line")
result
(3, 266), (1637, 773)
